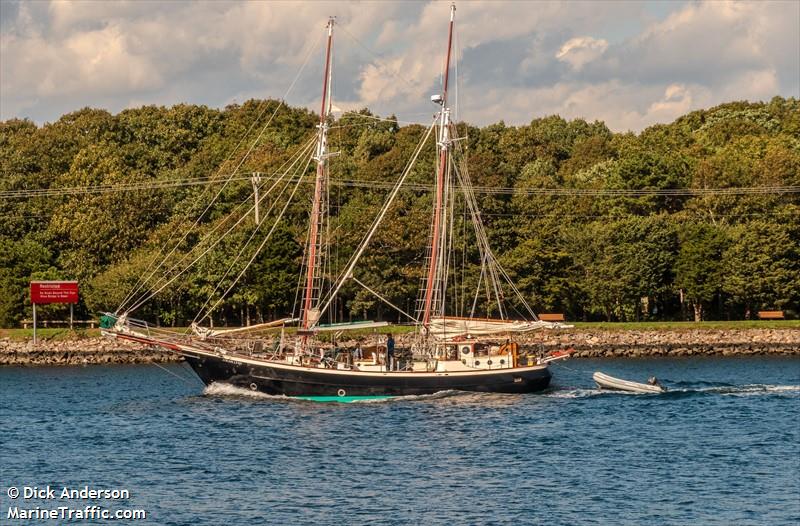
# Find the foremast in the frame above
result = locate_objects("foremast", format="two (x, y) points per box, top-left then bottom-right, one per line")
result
(301, 17), (335, 334)
(421, 3), (456, 330)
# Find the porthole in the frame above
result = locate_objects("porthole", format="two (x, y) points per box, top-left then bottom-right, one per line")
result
(249, 383), (258, 391)
(462, 359), (467, 365)
(474, 360), (480, 366)
(461, 346), (470, 354)
(500, 359), (506, 365)
(487, 360), (493, 366)
(337, 389), (346, 397)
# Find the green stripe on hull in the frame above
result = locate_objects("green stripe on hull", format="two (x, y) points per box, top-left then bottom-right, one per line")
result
(293, 395), (394, 403)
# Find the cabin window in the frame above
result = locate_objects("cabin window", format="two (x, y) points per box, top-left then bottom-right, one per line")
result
(474, 343), (488, 357)
(447, 345), (458, 360)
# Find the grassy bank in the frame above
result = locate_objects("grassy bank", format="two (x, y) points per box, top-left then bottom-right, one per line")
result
(2, 320), (797, 342)
(0, 328), (102, 341)
(569, 320), (800, 331)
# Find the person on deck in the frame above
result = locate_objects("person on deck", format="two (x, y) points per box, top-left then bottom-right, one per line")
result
(386, 333), (395, 371)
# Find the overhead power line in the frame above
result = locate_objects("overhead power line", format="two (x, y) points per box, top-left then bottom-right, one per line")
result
(1, 175), (798, 200)
(0, 176), (233, 198)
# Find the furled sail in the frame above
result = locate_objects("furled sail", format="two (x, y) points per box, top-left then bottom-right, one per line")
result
(427, 316), (570, 340)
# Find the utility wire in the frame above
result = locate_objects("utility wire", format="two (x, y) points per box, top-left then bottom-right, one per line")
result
(3, 178), (797, 199)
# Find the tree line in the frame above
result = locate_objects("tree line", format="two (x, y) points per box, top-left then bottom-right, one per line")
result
(0, 96), (798, 327)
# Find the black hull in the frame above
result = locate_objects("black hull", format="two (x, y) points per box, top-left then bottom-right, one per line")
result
(183, 353), (551, 396)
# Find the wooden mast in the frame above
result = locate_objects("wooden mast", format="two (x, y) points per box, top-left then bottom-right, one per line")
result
(422, 4), (456, 328)
(302, 17), (334, 330)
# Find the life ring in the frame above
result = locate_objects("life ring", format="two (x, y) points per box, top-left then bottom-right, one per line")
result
(249, 383), (258, 391)
(337, 389), (346, 397)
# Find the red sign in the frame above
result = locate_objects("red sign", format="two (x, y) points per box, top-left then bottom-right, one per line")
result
(30, 281), (79, 304)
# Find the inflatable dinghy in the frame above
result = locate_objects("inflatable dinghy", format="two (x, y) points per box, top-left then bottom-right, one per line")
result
(593, 371), (665, 393)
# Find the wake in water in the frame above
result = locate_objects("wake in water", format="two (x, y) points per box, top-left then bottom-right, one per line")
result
(202, 383), (466, 404)
(203, 381), (800, 404)
(699, 384), (800, 396)
(203, 382), (287, 400)
(547, 383), (800, 399)
(349, 390), (465, 404)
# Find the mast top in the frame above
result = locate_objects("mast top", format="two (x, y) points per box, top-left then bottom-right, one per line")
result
(450, 3), (456, 20)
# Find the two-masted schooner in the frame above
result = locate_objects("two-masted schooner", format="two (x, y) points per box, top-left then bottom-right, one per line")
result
(102, 4), (571, 401)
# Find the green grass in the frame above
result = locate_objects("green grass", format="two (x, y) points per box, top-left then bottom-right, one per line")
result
(0, 328), (102, 341)
(568, 320), (799, 331)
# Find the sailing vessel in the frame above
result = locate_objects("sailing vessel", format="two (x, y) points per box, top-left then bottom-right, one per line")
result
(102, 5), (570, 399)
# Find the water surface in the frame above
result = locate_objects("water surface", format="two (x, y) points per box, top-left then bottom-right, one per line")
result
(2, 356), (798, 525)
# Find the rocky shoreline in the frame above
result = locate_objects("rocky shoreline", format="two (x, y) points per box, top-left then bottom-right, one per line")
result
(524, 328), (800, 358)
(1, 328), (798, 366)
(0, 337), (181, 366)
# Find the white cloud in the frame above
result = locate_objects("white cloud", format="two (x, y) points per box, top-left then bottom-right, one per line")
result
(1, 0), (797, 132)
(720, 69), (780, 102)
(556, 36), (608, 70)
(646, 84), (694, 124)
(463, 81), (707, 133)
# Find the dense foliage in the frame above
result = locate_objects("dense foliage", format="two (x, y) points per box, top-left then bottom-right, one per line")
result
(1, 97), (798, 327)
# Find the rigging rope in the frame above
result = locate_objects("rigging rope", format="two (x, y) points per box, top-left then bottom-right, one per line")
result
(351, 276), (418, 323)
(201, 156), (310, 321)
(451, 124), (537, 320)
(314, 121), (437, 325)
(126, 139), (318, 313)
(191, 153), (312, 326)
(118, 29), (324, 315)
(118, 137), (316, 313)
(338, 24), (419, 94)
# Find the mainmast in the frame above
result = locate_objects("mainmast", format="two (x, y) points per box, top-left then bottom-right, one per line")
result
(301, 17), (335, 331)
(422, 4), (456, 328)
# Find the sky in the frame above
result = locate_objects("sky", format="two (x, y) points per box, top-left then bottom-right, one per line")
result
(1, 0), (798, 132)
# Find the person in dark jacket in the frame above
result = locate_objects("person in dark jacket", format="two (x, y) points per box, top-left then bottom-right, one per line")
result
(386, 334), (395, 371)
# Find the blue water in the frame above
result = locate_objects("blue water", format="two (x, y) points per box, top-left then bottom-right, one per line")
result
(2, 357), (799, 525)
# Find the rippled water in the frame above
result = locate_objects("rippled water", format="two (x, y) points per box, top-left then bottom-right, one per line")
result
(2, 356), (799, 525)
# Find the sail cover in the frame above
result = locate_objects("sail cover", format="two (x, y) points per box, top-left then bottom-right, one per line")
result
(314, 320), (389, 333)
(427, 316), (569, 340)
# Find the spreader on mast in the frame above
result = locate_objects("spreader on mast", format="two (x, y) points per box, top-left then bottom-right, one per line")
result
(422, 3), (456, 329)
(301, 17), (335, 331)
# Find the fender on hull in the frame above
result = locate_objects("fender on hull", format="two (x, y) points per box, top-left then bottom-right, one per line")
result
(184, 354), (551, 396)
